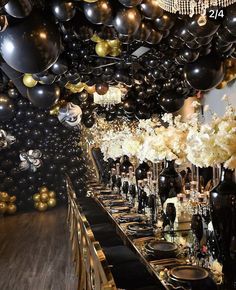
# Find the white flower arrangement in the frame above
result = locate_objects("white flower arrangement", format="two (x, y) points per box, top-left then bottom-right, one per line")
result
(186, 95), (236, 169)
(88, 97), (236, 169)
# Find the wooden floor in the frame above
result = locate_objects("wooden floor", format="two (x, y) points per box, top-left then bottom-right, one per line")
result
(0, 207), (77, 290)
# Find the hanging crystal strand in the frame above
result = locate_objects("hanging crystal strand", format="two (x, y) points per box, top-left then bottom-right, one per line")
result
(212, 165), (216, 187)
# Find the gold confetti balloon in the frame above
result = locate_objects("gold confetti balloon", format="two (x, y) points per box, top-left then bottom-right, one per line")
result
(23, 74), (38, 88)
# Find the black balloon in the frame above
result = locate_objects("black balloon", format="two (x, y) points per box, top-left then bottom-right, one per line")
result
(0, 0), (8, 7)
(114, 7), (141, 36)
(224, 11), (236, 36)
(180, 48), (199, 63)
(0, 93), (15, 121)
(39, 74), (57, 85)
(4, 0), (32, 18)
(187, 15), (220, 37)
(8, 88), (19, 99)
(118, 0), (142, 7)
(146, 27), (163, 44)
(154, 13), (175, 31)
(140, 0), (163, 19)
(52, 0), (76, 22)
(134, 21), (151, 41)
(158, 91), (185, 112)
(83, 0), (113, 25)
(184, 55), (224, 91)
(27, 84), (60, 108)
(83, 116), (95, 128)
(0, 10), (61, 73)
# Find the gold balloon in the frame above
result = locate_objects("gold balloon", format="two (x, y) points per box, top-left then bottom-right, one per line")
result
(84, 0), (98, 2)
(216, 81), (227, 89)
(0, 202), (7, 214)
(37, 202), (48, 212)
(23, 74), (38, 88)
(34, 202), (40, 208)
(48, 191), (56, 198)
(39, 186), (48, 194)
(40, 193), (49, 203)
(0, 191), (9, 202)
(65, 82), (85, 93)
(95, 41), (110, 57)
(85, 85), (96, 94)
(9, 196), (16, 203)
(33, 193), (41, 202)
(7, 203), (17, 214)
(47, 198), (57, 208)
(109, 47), (121, 57)
(107, 39), (120, 48)
(49, 100), (67, 116)
(91, 33), (103, 43)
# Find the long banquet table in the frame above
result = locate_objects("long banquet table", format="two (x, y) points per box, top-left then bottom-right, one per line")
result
(88, 187), (205, 290)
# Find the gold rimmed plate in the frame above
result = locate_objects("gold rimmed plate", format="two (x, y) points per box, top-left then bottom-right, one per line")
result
(127, 223), (153, 232)
(110, 206), (130, 213)
(146, 240), (178, 253)
(170, 265), (208, 281)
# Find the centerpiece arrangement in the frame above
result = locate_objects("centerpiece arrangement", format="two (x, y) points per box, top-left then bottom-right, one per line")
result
(89, 95), (236, 289)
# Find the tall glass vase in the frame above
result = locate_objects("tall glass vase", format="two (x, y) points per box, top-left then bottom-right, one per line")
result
(135, 162), (150, 181)
(210, 166), (236, 290)
(120, 155), (132, 173)
(158, 160), (182, 206)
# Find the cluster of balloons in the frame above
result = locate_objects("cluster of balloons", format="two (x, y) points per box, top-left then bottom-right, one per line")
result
(33, 186), (57, 212)
(0, 0), (236, 125)
(0, 83), (87, 211)
(0, 191), (17, 215)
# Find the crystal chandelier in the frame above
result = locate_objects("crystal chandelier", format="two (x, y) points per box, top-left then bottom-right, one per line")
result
(93, 86), (124, 107)
(156, 0), (235, 17)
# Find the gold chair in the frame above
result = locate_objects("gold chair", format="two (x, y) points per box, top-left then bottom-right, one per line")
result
(65, 176), (117, 290)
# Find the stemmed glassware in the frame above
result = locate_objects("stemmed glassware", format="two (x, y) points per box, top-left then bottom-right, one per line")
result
(166, 203), (176, 238)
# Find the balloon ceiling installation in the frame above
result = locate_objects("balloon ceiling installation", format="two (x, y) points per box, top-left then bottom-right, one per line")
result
(0, 72), (87, 211)
(0, 0), (235, 128)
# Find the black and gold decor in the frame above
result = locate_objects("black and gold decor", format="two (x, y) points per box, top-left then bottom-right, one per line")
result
(0, 0), (236, 290)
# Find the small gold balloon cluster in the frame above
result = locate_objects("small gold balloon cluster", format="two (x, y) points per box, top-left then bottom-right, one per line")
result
(0, 192), (17, 215)
(91, 34), (121, 58)
(49, 99), (67, 116)
(23, 73), (38, 88)
(65, 81), (96, 94)
(33, 187), (57, 212)
(217, 59), (236, 89)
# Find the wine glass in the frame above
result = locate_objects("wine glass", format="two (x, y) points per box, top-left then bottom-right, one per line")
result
(191, 214), (203, 264)
(166, 203), (176, 236)
(122, 180), (129, 199)
(191, 214), (203, 243)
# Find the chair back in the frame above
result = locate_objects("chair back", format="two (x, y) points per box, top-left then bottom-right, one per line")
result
(65, 176), (117, 290)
